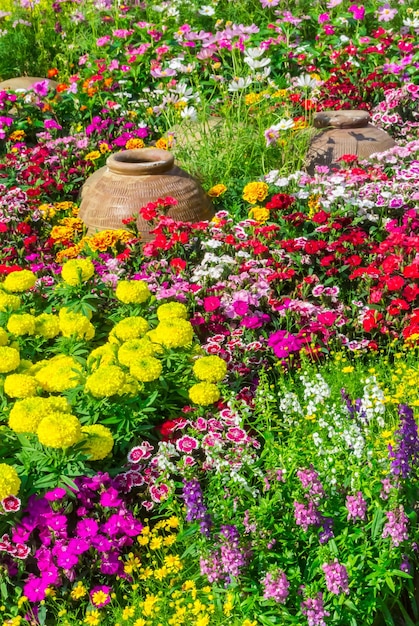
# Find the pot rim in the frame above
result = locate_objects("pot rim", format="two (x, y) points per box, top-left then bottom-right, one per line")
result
(106, 148), (175, 175)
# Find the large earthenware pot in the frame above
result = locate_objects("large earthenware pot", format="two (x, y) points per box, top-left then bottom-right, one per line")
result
(79, 148), (214, 238)
(305, 109), (396, 174)
(0, 76), (58, 91)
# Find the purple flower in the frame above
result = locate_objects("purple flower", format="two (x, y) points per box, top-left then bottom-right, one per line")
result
(322, 560), (349, 595)
(262, 569), (290, 603)
(382, 505), (409, 547)
(301, 592), (330, 626)
(297, 467), (324, 499)
(182, 479), (212, 536)
(294, 500), (321, 531)
(389, 404), (419, 478)
(346, 492), (367, 521)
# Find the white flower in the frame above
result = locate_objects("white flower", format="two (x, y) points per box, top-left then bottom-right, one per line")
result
(294, 73), (321, 89)
(244, 57), (271, 70)
(198, 5), (215, 15)
(403, 17), (419, 28)
(244, 47), (265, 59)
(228, 76), (253, 92)
(180, 106), (198, 122)
(277, 118), (295, 130)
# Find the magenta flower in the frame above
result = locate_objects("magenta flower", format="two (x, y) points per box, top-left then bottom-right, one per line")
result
(348, 4), (365, 19)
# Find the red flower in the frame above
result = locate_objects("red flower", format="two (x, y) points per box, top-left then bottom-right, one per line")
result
(0, 222), (8, 232)
(170, 257), (186, 272)
(363, 310), (383, 332)
(385, 275), (405, 291)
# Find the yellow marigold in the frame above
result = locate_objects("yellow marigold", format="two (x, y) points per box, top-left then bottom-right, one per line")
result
(130, 356), (162, 382)
(34, 313), (60, 339)
(81, 424), (114, 461)
(37, 413), (82, 449)
(55, 201), (78, 214)
(119, 373), (142, 396)
(193, 355), (227, 383)
(87, 343), (118, 370)
(109, 317), (149, 343)
(50, 225), (74, 242)
(4, 373), (37, 398)
(61, 258), (95, 286)
(99, 142), (110, 154)
(115, 280), (151, 305)
(0, 463), (21, 500)
(84, 151), (101, 161)
(9, 129), (26, 141)
(7, 313), (36, 336)
(117, 337), (158, 366)
(156, 302), (188, 321)
(125, 138), (145, 150)
(155, 137), (169, 150)
(242, 181), (269, 204)
(3, 270), (36, 293)
(8, 396), (70, 434)
(0, 290), (21, 312)
(85, 365), (126, 398)
(35, 355), (83, 393)
(188, 382), (220, 406)
(87, 229), (131, 252)
(248, 206), (270, 223)
(60, 217), (83, 230)
(153, 319), (194, 348)
(59, 308), (95, 340)
(208, 184), (227, 198)
(55, 245), (83, 263)
(0, 327), (8, 346)
(0, 346), (20, 373)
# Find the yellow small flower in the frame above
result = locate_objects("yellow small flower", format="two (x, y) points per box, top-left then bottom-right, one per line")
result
(242, 620), (258, 626)
(142, 594), (159, 616)
(71, 582), (87, 600)
(122, 606), (135, 620)
(342, 366), (354, 373)
(149, 536), (163, 550)
(84, 610), (101, 625)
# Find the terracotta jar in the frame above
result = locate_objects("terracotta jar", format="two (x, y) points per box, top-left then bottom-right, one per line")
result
(79, 148), (214, 237)
(305, 110), (396, 174)
(0, 76), (58, 91)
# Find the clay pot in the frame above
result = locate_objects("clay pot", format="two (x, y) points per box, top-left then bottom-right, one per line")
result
(305, 110), (396, 174)
(79, 148), (214, 238)
(0, 76), (58, 91)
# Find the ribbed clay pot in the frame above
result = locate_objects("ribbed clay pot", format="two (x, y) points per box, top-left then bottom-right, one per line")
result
(79, 148), (214, 239)
(0, 76), (58, 91)
(305, 110), (396, 174)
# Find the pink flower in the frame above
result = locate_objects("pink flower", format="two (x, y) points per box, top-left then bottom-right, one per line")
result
(226, 427), (247, 443)
(2, 495), (21, 513)
(150, 483), (170, 503)
(203, 296), (221, 312)
(176, 435), (199, 453)
(318, 12), (330, 23)
(348, 4), (365, 19)
(96, 35), (111, 46)
(260, 0), (280, 6)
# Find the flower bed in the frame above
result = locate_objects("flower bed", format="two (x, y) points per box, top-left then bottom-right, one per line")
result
(0, 1), (418, 625)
